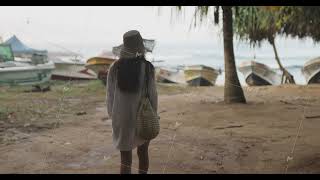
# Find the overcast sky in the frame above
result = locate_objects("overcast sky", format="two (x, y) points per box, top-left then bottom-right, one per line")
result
(0, 6), (222, 50)
(0, 6), (318, 58)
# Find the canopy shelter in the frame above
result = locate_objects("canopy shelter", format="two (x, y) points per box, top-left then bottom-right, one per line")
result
(3, 35), (47, 57)
(112, 39), (156, 57)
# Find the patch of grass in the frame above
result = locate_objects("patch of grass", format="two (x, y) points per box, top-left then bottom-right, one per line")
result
(83, 80), (106, 93)
(0, 107), (9, 121)
(157, 83), (192, 95)
(0, 80), (109, 145)
(50, 80), (105, 98)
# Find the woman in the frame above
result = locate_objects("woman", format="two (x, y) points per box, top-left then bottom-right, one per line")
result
(106, 30), (158, 174)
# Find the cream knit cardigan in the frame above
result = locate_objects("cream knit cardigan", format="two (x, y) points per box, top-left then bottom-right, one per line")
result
(106, 61), (158, 151)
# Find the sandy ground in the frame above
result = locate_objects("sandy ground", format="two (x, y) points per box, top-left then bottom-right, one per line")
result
(1, 81), (320, 174)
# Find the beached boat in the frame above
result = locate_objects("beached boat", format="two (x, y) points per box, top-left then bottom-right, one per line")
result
(238, 61), (282, 86)
(85, 51), (116, 80)
(184, 65), (219, 86)
(302, 57), (320, 84)
(0, 44), (54, 88)
(155, 67), (187, 84)
(49, 55), (97, 81)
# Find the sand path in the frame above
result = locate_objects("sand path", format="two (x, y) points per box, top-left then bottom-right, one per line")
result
(1, 84), (320, 173)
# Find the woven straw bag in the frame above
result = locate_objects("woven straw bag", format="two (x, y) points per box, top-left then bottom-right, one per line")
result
(136, 61), (160, 140)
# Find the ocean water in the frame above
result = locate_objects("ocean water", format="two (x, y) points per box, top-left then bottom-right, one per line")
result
(62, 37), (320, 86)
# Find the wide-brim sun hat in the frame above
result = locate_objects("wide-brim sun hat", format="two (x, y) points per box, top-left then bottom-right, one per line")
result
(112, 30), (156, 58)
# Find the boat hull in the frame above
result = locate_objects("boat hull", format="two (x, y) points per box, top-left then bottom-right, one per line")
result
(85, 57), (115, 75)
(155, 68), (186, 84)
(186, 77), (213, 86)
(0, 62), (54, 87)
(156, 76), (176, 83)
(238, 61), (282, 86)
(308, 72), (320, 84)
(302, 57), (320, 84)
(85, 64), (109, 75)
(184, 65), (219, 86)
(246, 73), (272, 86)
(51, 63), (97, 81)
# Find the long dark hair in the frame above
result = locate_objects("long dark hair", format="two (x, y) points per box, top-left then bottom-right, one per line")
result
(114, 56), (154, 93)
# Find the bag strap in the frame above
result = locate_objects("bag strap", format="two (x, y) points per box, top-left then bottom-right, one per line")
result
(144, 60), (150, 98)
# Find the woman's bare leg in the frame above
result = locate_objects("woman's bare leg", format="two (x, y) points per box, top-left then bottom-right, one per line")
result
(120, 151), (132, 174)
(137, 141), (150, 174)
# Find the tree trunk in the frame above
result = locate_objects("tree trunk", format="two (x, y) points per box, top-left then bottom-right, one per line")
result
(269, 37), (295, 84)
(222, 6), (246, 104)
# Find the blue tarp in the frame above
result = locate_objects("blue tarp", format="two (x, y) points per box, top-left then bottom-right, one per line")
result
(3, 35), (47, 55)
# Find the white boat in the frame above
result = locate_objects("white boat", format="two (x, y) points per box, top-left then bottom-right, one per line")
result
(184, 65), (219, 86)
(302, 57), (320, 84)
(155, 67), (187, 84)
(0, 45), (54, 88)
(238, 61), (282, 86)
(49, 54), (97, 81)
(156, 65), (219, 86)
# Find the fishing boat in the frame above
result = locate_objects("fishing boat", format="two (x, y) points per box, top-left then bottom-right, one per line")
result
(302, 57), (320, 84)
(0, 44), (54, 88)
(155, 67), (186, 84)
(238, 61), (282, 86)
(184, 65), (219, 86)
(85, 50), (117, 80)
(49, 54), (97, 81)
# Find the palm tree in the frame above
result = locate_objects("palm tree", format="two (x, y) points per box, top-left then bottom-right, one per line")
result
(279, 6), (320, 42)
(234, 6), (295, 84)
(173, 6), (246, 104)
(222, 6), (246, 103)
